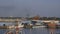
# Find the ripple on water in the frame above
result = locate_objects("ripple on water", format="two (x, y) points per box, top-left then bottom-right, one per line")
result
(0, 28), (60, 34)
(0, 29), (8, 34)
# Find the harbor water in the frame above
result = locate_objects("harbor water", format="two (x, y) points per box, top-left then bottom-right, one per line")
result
(0, 27), (60, 34)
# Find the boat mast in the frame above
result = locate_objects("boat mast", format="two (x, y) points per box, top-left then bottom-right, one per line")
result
(25, 8), (30, 18)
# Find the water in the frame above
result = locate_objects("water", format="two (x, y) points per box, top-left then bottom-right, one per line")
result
(0, 28), (60, 34)
(0, 29), (8, 34)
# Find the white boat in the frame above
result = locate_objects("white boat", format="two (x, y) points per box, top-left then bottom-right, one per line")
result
(8, 25), (15, 29)
(33, 26), (47, 28)
(18, 24), (24, 28)
(8, 23), (24, 29)
(56, 22), (60, 28)
(15, 23), (24, 28)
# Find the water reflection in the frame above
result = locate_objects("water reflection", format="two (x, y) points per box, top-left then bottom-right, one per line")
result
(48, 28), (55, 34)
(23, 28), (49, 34)
(23, 28), (60, 34)
(0, 28), (60, 34)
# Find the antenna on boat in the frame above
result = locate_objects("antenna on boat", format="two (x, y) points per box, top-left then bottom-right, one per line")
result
(25, 8), (31, 19)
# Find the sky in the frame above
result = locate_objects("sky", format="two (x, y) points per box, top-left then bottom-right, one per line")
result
(0, 0), (60, 17)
